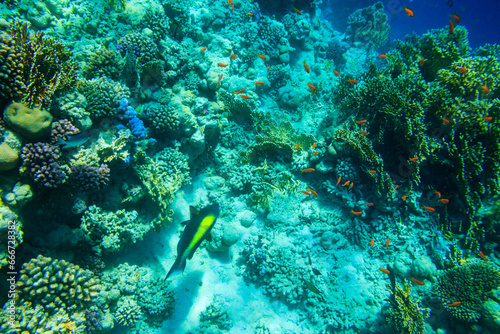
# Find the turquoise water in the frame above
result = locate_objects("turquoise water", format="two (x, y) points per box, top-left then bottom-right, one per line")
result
(0, 0), (499, 333)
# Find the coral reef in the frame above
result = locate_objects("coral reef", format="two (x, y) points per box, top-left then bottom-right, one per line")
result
(436, 261), (500, 322)
(70, 164), (110, 192)
(344, 2), (389, 49)
(386, 282), (430, 334)
(20, 142), (69, 188)
(77, 76), (130, 119)
(81, 47), (123, 80)
(114, 298), (143, 326)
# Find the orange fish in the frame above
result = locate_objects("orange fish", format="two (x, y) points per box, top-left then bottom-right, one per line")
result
(257, 54), (267, 60)
(452, 12), (461, 23)
(348, 78), (357, 85)
(449, 19), (455, 34)
(404, 6), (414, 17)
(378, 54), (388, 59)
(307, 188), (318, 196)
(370, 239), (375, 247)
(312, 143), (316, 149)
(356, 120), (367, 124)
(442, 117), (450, 125)
(363, 203), (374, 206)
(254, 81), (265, 85)
(480, 84), (490, 95)
(351, 210), (363, 215)
(484, 116), (493, 122)
(293, 7), (302, 15)
(423, 206), (435, 212)
(233, 88), (245, 94)
(230, 54), (237, 59)
(394, 185), (399, 191)
(307, 83), (316, 95)
(434, 191), (442, 198)
(246, 12), (253, 17)
(217, 63), (228, 67)
(440, 198), (449, 204)
(303, 61), (310, 73)
(299, 190), (311, 195)
(267, 65), (270, 70)
(446, 301), (462, 307)
(360, 130), (368, 135)
(216, 73), (223, 88)
(301, 168), (315, 172)
(379, 268), (390, 274)
(458, 66), (467, 74)
(348, 182), (354, 190)
(368, 170), (377, 174)
(303, 26), (309, 30)
(239, 95), (251, 99)
(227, 0), (234, 10)
(200, 46), (207, 53)
(295, 142), (301, 149)
(419, 58), (426, 66)
(385, 238), (390, 249)
(409, 157), (419, 162)
(312, 151), (318, 156)
(410, 277), (425, 286)
(402, 194), (407, 201)
(479, 251), (489, 262)
(336, 176), (341, 187)
(342, 180), (350, 187)
(334, 70), (340, 76)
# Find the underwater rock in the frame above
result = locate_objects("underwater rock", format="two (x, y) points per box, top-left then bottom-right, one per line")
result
(0, 142), (19, 171)
(3, 102), (53, 140)
(3, 182), (32, 205)
(411, 256), (437, 283)
(238, 209), (257, 228)
(222, 224), (239, 246)
(277, 86), (302, 110)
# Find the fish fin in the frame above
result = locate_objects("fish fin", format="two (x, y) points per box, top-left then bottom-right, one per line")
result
(165, 257), (186, 280)
(189, 206), (199, 218)
(55, 138), (67, 149)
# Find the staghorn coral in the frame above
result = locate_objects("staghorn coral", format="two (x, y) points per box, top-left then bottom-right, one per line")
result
(386, 282), (430, 334)
(16, 255), (101, 308)
(81, 47), (122, 80)
(344, 1), (389, 49)
(77, 76), (130, 119)
(436, 261), (500, 322)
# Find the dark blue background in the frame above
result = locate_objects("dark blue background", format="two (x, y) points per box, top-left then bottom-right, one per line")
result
(321, 0), (500, 49)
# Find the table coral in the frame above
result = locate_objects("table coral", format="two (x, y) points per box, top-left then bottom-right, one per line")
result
(436, 261), (500, 322)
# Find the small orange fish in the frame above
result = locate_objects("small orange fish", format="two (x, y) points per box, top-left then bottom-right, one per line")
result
(301, 168), (315, 172)
(216, 73), (223, 88)
(385, 238), (390, 249)
(267, 65), (270, 70)
(351, 210), (363, 215)
(449, 19), (455, 34)
(378, 54), (388, 59)
(452, 12), (461, 23)
(480, 84), (490, 95)
(440, 198), (449, 204)
(484, 116), (493, 122)
(363, 203), (374, 206)
(402, 194), (407, 201)
(368, 170), (377, 174)
(342, 180), (350, 187)
(442, 117), (450, 125)
(479, 251), (489, 262)
(458, 66), (467, 74)
(254, 81), (265, 85)
(246, 12), (253, 17)
(360, 130), (368, 135)
(303, 26), (310, 30)
(307, 83), (316, 95)
(434, 191), (442, 198)
(410, 277), (425, 286)
(295, 142), (301, 149)
(312, 143), (316, 149)
(423, 206), (435, 212)
(257, 54), (267, 60)
(336, 176), (341, 187)
(217, 63), (228, 67)
(409, 157), (419, 162)
(239, 95), (251, 99)
(419, 58), (426, 66)
(370, 239), (375, 247)
(348, 78), (357, 85)
(446, 301), (461, 307)
(299, 190), (311, 195)
(334, 70), (340, 76)
(379, 268), (390, 274)
(312, 151), (318, 156)
(307, 188), (318, 196)
(227, 0), (234, 10)
(200, 46), (207, 53)
(293, 7), (302, 15)
(394, 185), (399, 191)
(230, 54), (237, 59)
(233, 88), (245, 94)
(303, 61), (310, 73)
(356, 120), (367, 124)
(404, 6), (414, 17)
(348, 182), (353, 190)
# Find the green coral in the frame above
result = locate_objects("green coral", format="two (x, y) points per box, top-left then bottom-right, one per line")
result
(436, 261), (500, 322)
(115, 298), (143, 327)
(146, 104), (180, 134)
(77, 76), (130, 119)
(387, 282), (430, 334)
(82, 47), (123, 80)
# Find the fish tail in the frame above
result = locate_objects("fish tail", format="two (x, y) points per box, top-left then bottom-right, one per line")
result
(165, 257), (186, 280)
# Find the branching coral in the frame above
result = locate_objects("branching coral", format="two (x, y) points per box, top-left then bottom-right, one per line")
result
(386, 282), (430, 334)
